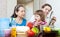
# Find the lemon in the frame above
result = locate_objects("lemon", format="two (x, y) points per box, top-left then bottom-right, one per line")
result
(43, 26), (51, 33)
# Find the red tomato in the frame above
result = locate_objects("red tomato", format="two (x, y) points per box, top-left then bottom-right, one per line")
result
(27, 22), (33, 29)
(27, 30), (35, 37)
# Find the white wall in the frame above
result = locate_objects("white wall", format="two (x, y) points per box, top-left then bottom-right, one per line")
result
(25, 2), (33, 21)
(51, 0), (60, 28)
(34, 0), (40, 12)
(7, 0), (17, 17)
(0, 0), (7, 17)
(0, 0), (17, 18)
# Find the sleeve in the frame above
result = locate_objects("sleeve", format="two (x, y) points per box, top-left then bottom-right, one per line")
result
(23, 19), (27, 26)
(9, 18), (13, 27)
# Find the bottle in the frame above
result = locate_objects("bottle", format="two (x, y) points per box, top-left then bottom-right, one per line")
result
(11, 27), (16, 37)
(10, 18), (16, 37)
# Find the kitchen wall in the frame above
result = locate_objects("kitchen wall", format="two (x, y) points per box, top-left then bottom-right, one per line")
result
(0, 0), (7, 17)
(0, 0), (17, 18)
(25, 1), (33, 21)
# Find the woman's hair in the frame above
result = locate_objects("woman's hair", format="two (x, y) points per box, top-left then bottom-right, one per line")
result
(34, 10), (45, 22)
(11, 4), (24, 18)
(42, 3), (52, 11)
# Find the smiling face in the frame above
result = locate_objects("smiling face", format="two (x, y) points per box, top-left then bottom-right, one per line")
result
(34, 10), (45, 22)
(35, 14), (41, 21)
(42, 6), (51, 16)
(16, 7), (25, 18)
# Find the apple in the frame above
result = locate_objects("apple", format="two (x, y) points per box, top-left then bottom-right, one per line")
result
(27, 22), (33, 29)
(27, 30), (35, 37)
(31, 27), (39, 34)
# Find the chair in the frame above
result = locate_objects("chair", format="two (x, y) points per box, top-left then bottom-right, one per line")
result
(0, 18), (10, 37)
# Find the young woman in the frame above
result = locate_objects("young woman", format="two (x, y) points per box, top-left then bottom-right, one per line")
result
(9, 4), (27, 27)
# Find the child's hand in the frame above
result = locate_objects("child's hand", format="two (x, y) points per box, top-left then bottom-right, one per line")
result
(51, 16), (56, 25)
(52, 16), (56, 23)
(48, 16), (56, 26)
(34, 21), (38, 26)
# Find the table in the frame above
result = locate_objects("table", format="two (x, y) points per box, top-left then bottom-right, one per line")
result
(43, 31), (58, 37)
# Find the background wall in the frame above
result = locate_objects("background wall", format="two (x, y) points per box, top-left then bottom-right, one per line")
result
(25, 1), (33, 21)
(0, 0), (17, 18)
(0, 0), (7, 17)
(7, 0), (17, 17)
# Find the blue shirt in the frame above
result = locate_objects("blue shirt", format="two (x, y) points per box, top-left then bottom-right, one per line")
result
(9, 18), (27, 27)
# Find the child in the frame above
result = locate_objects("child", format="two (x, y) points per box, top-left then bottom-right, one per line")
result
(27, 10), (47, 30)
(32, 10), (47, 37)
(33, 10), (47, 31)
(27, 10), (47, 37)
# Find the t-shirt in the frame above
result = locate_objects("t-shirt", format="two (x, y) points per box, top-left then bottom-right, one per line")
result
(33, 21), (47, 25)
(9, 18), (27, 27)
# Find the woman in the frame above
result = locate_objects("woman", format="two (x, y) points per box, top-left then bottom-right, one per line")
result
(9, 4), (27, 27)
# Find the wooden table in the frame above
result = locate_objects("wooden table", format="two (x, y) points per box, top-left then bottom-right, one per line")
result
(17, 32), (27, 37)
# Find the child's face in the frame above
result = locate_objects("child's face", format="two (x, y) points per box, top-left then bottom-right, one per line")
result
(35, 14), (41, 21)
(16, 7), (25, 18)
